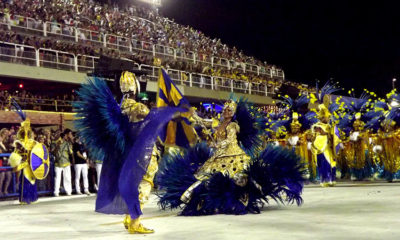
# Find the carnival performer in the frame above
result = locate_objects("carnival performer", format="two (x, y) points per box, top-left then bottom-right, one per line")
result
(74, 71), (188, 234)
(276, 94), (319, 181)
(363, 99), (388, 179)
(311, 104), (338, 187)
(288, 113), (318, 182)
(334, 91), (375, 180)
(8, 99), (50, 204)
(348, 113), (373, 180)
(264, 109), (289, 148)
(157, 97), (306, 216)
(362, 92), (400, 181)
(372, 93), (400, 181)
(309, 82), (342, 187)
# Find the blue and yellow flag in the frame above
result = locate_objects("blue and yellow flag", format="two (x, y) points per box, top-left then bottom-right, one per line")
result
(157, 68), (197, 147)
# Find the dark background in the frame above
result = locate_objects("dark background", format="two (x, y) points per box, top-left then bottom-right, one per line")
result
(159, 0), (400, 96)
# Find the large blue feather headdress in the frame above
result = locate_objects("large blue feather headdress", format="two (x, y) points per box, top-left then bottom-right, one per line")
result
(264, 109), (290, 139)
(342, 90), (372, 116)
(314, 80), (342, 104)
(279, 94), (318, 131)
(364, 99), (389, 133)
(384, 90), (400, 126)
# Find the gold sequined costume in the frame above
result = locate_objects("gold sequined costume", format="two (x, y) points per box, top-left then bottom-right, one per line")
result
(348, 117), (367, 171)
(195, 121), (250, 180)
(377, 121), (400, 180)
(181, 100), (250, 205)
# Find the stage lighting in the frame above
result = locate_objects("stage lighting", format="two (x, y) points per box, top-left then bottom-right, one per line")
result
(18, 84), (24, 88)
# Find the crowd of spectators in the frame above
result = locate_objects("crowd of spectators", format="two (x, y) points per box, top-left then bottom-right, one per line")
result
(0, 89), (74, 112)
(0, 0), (292, 89)
(0, 0), (266, 66)
(0, 0), (315, 100)
(0, 29), (285, 94)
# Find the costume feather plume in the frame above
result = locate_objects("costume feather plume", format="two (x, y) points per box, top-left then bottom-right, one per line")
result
(73, 77), (132, 163)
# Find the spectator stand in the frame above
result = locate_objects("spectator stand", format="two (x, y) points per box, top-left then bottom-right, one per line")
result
(0, 44), (278, 97)
(0, 10), (284, 81)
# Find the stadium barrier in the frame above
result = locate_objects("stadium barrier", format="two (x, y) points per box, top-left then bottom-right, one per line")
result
(0, 12), (284, 78)
(0, 42), (277, 96)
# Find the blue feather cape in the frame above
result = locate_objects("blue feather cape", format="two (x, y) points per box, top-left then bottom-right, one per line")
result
(74, 77), (188, 219)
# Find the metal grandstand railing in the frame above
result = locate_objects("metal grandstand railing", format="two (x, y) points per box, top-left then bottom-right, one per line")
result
(0, 12), (285, 79)
(0, 41), (278, 96)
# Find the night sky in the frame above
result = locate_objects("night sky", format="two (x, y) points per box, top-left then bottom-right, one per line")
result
(161, 0), (400, 96)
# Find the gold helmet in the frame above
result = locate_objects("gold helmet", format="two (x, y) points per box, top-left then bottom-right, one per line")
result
(120, 71), (140, 95)
(17, 118), (33, 144)
(223, 100), (237, 113)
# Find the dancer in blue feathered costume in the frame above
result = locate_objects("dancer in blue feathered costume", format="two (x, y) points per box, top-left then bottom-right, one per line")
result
(368, 92), (400, 181)
(272, 94), (319, 181)
(157, 97), (306, 215)
(74, 73), (189, 233)
(337, 90), (376, 180)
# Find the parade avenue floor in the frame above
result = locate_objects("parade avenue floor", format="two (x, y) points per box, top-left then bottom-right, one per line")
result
(1, 181), (399, 240)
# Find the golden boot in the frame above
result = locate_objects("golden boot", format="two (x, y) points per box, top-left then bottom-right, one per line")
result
(123, 215), (131, 230)
(128, 217), (155, 234)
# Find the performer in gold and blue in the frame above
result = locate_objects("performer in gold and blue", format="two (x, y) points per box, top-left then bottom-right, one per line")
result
(364, 98), (391, 179)
(372, 91), (400, 181)
(157, 97), (307, 215)
(337, 91), (376, 180)
(309, 82), (342, 187)
(311, 103), (341, 187)
(74, 70), (192, 234)
(278, 94), (319, 181)
(264, 109), (289, 148)
(8, 99), (50, 204)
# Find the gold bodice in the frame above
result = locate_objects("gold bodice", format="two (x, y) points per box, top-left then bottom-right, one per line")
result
(195, 122), (250, 180)
(353, 119), (365, 132)
(121, 99), (150, 122)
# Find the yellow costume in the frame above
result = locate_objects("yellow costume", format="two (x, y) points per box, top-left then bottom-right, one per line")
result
(347, 114), (370, 180)
(311, 104), (336, 187)
(9, 118), (49, 204)
(377, 121), (400, 181)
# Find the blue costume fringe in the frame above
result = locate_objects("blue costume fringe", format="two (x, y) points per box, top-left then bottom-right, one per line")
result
(19, 173), (38, 204)
(157, 144), (306, 216)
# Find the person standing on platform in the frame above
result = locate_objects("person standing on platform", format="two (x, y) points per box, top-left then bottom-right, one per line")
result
(54, 129), (73, 196)
(73, 137), (90, 195)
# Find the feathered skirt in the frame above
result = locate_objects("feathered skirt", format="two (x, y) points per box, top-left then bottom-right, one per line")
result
(157, 143), (307, 216)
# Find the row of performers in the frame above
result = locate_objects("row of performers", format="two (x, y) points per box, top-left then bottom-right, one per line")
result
(262, 85), (400, 185)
